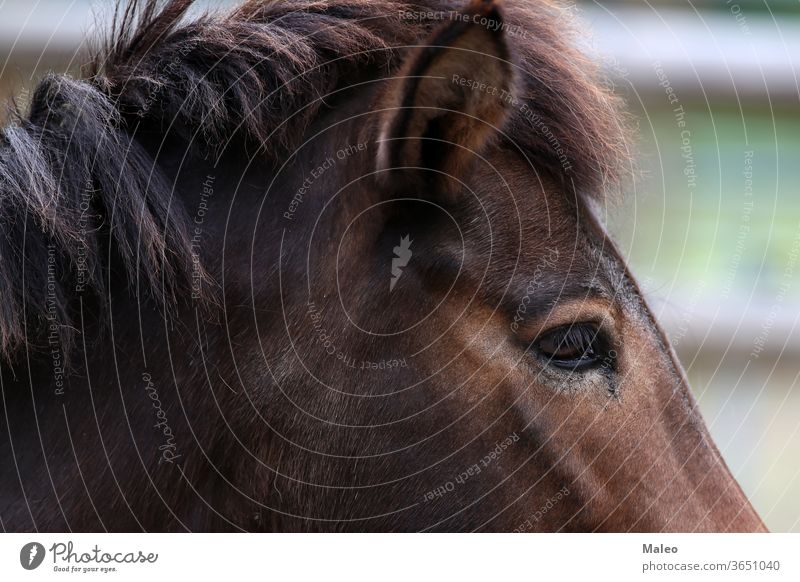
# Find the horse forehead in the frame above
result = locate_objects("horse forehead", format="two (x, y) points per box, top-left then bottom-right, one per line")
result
(472, 152), (579, 235)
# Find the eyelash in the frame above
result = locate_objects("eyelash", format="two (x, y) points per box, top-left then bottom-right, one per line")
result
(534, 323), (615, 372)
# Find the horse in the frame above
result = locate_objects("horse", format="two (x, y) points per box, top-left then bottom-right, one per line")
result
(0, 0), (766, 532)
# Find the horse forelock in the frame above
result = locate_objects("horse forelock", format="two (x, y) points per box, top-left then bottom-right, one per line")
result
(0, 0), (631, 360)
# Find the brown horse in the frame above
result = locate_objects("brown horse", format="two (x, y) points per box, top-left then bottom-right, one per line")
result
(0, 0), (766, 532)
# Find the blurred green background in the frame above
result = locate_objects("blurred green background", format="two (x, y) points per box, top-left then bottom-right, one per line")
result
(1, 0), (798, 531)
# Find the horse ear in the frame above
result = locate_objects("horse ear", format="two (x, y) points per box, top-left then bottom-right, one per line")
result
(376, 0), (516, 200)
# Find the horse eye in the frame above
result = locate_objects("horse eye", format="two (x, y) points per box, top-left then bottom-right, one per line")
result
(535, 323), (609, 371)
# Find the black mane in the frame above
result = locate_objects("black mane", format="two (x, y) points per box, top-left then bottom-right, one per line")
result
(0, 0), (629, 359)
